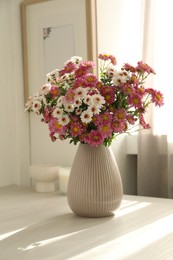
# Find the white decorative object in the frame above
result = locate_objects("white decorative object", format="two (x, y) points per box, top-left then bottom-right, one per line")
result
(29, 165), (59, 192)
(58, 167), (71, 195)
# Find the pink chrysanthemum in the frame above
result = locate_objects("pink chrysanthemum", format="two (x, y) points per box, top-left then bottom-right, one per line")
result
(49, 118), (66, 134)
(114, 108), (127, 121)
(49, 131), (56, 142)
(88, 130), (104, 147)
(128, 94), (143, 108)
(123, 63), (136, 73)
(80, 60), (95, 70)
(96, 81), (104, 90)
(59, 63), (76, 76)
(111, 120), (125, 132)
(153, 91), (164, 106)
(146, 89), (164, 106)
(75, 63), (89, 78)
(64, 89), (76, 103)
(73, 77), (87, 89)
(84, 73), (98, 86)
(80, 132), (90, 144)
(100, 85), (115, 104)
(136, 61), (156, 74)
(63, 61), (76, 73)
(139, 114), (151, 129)
(131, 74), (139, 85)
(136, 86), (145, 96)
(70, 122), (83, 137)
(122, 83), (134, 95)
(43, 107), (53, 123)
(98, 53), (117, 65)
(100, 111), (113, 124)
(91, 114), (102, 126)
(70, 115), (79, 122)
(98, 124), (112, 138)
(127, 114), (136, 125)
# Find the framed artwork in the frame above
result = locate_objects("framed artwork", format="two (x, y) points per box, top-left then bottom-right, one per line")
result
(21, 0), (97, 165)
(21, 0), (97, 101)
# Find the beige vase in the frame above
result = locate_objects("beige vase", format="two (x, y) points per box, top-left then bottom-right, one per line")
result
(67, 144), (123, 218)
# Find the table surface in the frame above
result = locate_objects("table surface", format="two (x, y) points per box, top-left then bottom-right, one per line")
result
(1, 186), (173, 260)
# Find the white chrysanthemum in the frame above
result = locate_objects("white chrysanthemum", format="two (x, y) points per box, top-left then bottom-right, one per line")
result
(113, 71), (128, 85)
(88, 105), (101, 115)
(25, 96), (34, 112)
(24, 97), (33, 111)
(39, 84), (50, 95)
(57, 96), (64, 107)
(66, 56), (82, 65)
(74, 98), (82, 108)
(80, 109), (93, 123)
(52, 107), (63, 118)
(92, 94), (105, 108)
(75, 87), (87, 99)
(32, 100), (42, 114)
(58, 114), (70, 126)
(106, 65), (117, 77)
(46, 69), (60, 83)
(83, 95), (93, 106)
(34, 93), (44, 101)
(64, 103), (74, 112)
(75, 108), (82, 115)
(42, 96), (48, 105)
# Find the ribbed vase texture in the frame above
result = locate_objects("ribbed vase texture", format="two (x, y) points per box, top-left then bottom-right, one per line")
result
(67, 144), (123, 217)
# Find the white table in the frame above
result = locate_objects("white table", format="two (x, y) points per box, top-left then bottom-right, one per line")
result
(0, 186), (173, 260)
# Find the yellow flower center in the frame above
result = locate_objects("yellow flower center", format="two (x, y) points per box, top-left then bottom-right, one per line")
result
(117, 113), (124, 119)
(106, 95), (111, 100)
(87, 77), (94, 82)
(102, 125), (109, 133)
(133, 98), (139, 104)
(73, 127), (79, 132)
(55, 121), (62, 129)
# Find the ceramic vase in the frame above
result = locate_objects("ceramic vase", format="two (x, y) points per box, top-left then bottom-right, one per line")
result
(67, 144), (123, 218)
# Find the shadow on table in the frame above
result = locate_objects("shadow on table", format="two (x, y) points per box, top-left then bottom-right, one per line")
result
(1, 199), (173, 259)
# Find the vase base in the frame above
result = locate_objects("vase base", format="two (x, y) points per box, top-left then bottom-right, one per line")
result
(73, 211), (115, 218)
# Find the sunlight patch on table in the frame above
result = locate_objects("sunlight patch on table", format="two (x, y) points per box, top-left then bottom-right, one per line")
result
(70, 213), (173, 259)
(0, 227), (26, 241)
(18, 229), (87, 251)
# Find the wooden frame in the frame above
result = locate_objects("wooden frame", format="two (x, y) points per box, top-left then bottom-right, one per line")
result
(21, 0), (97, 101)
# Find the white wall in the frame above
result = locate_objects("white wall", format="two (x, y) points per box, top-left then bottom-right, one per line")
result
(0, 0), (141, 195)
(0, 0), (30, 187)
(96, 0), (143, 65)
(96, 0), (143, 194)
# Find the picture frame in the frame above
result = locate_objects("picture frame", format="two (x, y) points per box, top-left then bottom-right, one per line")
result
(21, 0), (97, 101)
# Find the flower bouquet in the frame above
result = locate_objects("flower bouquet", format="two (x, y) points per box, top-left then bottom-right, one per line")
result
(25, 54), (164, 147)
